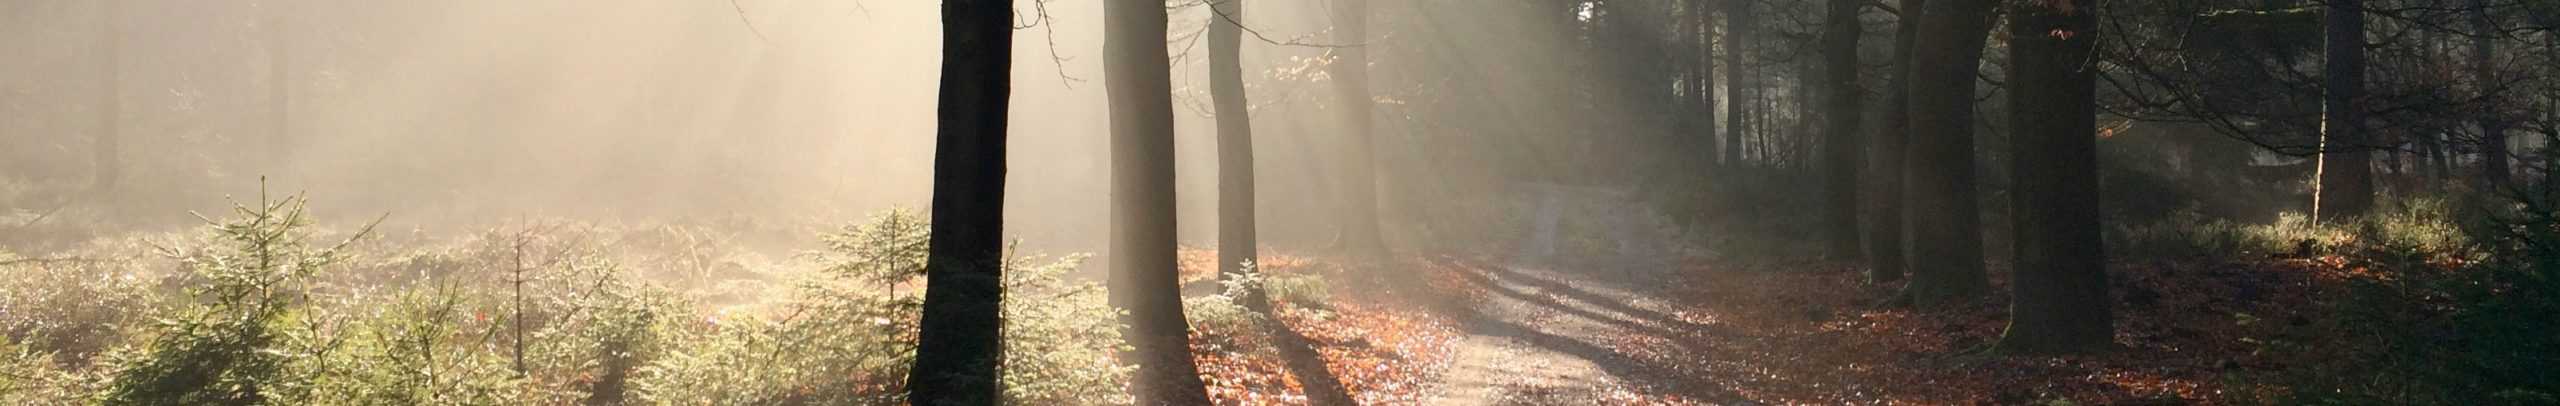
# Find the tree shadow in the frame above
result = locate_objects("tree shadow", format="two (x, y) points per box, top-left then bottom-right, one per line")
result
(1480, 263), (1708, 330)
(1440, 294), (1749, 403)
(1443, 260), (1722, 341)
(1432, 260), (1753, 403)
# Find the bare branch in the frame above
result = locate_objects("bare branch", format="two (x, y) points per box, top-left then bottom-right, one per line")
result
(1199, 0), (1361, 49)
(730, 0), (772, 44)
(1015, 0), (1086, 88)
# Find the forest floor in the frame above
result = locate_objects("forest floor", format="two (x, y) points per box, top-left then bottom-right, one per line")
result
(1419, 258), (1699, 405)
(1407, 255), (2289, 405)
(1186, 188), (2357, 404)
(1395, 186), (2285, 405)
(1415, 183), (1742, 405)
(1385, 248), (2370, 404)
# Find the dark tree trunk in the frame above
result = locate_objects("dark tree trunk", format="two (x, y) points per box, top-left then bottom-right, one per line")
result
(1996, 0), (2112, 354)
(1104, 0), (1215, 403)
(1697, 0), (1720, 167)
(1723, 0), (1752, 166)
(1897, 0), (1994, 306)
(1796, 57), (1816, 169)
(1822, 0), (1864, 260)
(1866, 0), (1922, 283)
(2316, 0), (2371, 222)
(95, 0), (121, 194)
(1332, 0), (1389, 259)
(2474, 0), (2511, 190)
(2543, 28), (2557, 192)
(1699, 0), (1720, 165)
(1212, 0), (1258, 281)
(907, 1), (1013, 404)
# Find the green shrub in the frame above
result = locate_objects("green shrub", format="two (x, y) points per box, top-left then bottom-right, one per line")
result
(15, 204), (1139, 405)
(1263, 273), (1333, 309)
(989, 252), (1129, 405)
(634, 211), (1131, 405)
(2108, 208), (2319, 259)
(2430, 194), (2560, 403)
(1183, 289), (1260, 339)
(96, 194), (373, 406)
(2250, 193), (2555, 404)
(289, 285), (523, 406)
(519, 259), (688, 405)
(2109, 196), (2473, 264)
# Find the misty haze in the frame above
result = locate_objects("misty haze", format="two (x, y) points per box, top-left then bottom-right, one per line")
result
(3, 0), (2557, 404)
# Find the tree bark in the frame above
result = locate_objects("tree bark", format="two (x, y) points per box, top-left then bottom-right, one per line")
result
(1897, 0), (1994, 307)
(2421, 125), (2448, 181)
(1332, 0), (1389, 259)
(2315, 0), (2371, 222)
(1105, 0), (1215, 403)
(1677, 0), (1720, 169)
(1696, 0), (1721, 168)
(1822, 0), (1864, 260)
(2473, 0), (2511, 190)
(1795, 56), (1816, 169)
(1723, 0), (1752, 166)
(1212, 0), (1258, 281)
(908, 1), (1012, 404)
(1866, 0), (1922, 283)
(1996, 0), (2112, 354)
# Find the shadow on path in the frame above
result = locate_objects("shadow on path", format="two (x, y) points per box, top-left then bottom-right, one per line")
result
(1425, 258), (1749, 405)
(1450, 263), (1719, 340)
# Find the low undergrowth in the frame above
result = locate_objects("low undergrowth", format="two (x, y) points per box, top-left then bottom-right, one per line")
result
(3, 197), (1459, 405)
(2104, 194), (2560, 404)
(1641, 193), (2556, 404)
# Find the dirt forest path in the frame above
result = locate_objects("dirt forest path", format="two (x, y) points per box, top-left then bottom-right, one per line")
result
(1422, 184), (1733, 405)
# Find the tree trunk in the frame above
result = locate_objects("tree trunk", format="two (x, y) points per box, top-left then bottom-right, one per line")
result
(907, 1), (1012, 404)
(2474, 0), (2511, 190)
(1802, 71), (1815, 167)
(2421, 126), (2448, 181)
(1822, 0), (1864, 260)
(1762, 76), (1778, 164)
(94, 0), (121, 194)
(2315, 0), (2372, 222)
(1211, 3), (1357, 404)
(1697, 0), (1720, 168)
(1866, 0), (1922, 283)
(1104, 0), (1216, 403)
(1723, 0), (1751, 167)
(1332, 0), (1389, 259)
(1212, 0), (1258, 281)
(1897, 0), (1994, 307)
(1996, 0), (2112, 354)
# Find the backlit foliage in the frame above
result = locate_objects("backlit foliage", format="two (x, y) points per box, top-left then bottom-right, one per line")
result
(2, 203), (1166, 405)
(635, 210), (1132, 405)
(97, 194), (370, 405)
